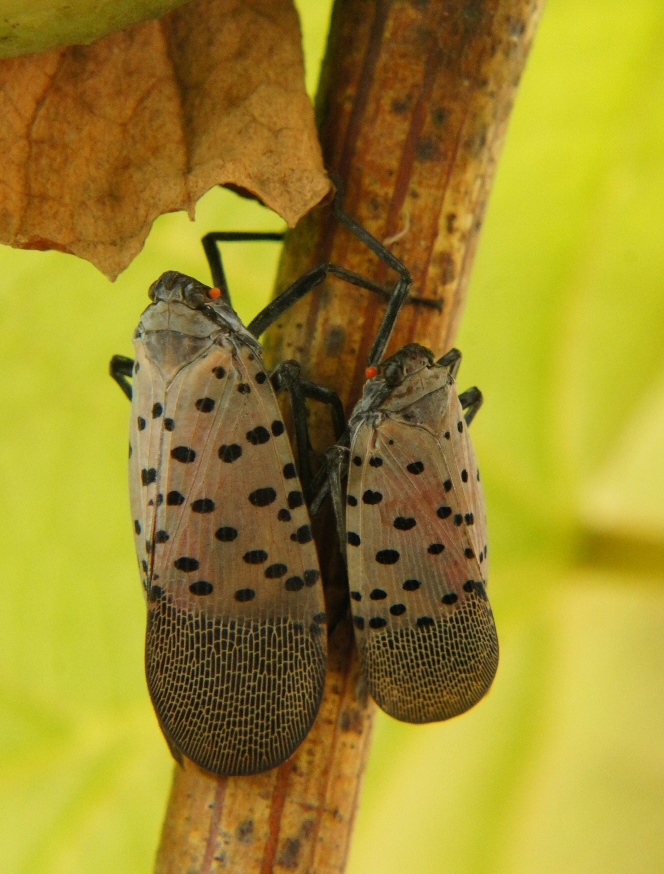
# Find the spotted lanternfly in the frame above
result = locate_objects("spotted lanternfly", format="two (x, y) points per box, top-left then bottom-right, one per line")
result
(340, 344), (498, 722)
(309, 209), (498, 724)
(110, 216), (411, 775)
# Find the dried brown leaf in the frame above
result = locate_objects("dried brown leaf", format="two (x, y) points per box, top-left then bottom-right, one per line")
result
(0, 0), (329, 279)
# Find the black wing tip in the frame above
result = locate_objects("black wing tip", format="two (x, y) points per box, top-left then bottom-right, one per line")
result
(145, 604), (327, 776)
(359, 607), (499, 724)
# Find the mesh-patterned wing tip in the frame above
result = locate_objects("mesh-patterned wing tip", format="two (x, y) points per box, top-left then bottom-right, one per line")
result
(146, 599), (327, 776)
(361, 596), (499, 724)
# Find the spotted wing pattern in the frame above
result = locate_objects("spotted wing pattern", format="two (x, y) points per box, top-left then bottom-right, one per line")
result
(345, 351), (498, 723)
(128, 273), (326, 775)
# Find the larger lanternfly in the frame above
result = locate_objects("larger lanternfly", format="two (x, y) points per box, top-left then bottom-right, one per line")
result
(111, 216), (408, 775)
(312, 219), (498, 724)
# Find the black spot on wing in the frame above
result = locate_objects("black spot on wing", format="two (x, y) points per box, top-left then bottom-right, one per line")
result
(215, 526), (238, 542)
(142, 468), (157, 485)
(234, 588), (255, 602)
(369, 617), (387, 629)
(249, 487), (277, 507)
(287, 491), (304, 509)
(243, 550), (268, 564)
(246, 426), (270, 445)
(174, 557), (199, 572)
(219, 443), (242, 463)
(172, 446), (196, 463)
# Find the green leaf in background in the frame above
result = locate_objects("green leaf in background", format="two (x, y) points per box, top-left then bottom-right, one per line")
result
(0, 1), (662, 872)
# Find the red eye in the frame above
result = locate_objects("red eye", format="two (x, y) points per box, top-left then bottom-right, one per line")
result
(208, 287), (221, 300)
(365, 365), (378, 379)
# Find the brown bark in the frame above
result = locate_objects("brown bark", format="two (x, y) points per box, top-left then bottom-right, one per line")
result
(154, 0), (543, 871)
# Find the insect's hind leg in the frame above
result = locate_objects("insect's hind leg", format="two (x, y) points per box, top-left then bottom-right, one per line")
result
(110, 354), (134, 401)
(458, 386), (483, 425)
(201, 231), (285, 305)
(270, 361), (346, 503)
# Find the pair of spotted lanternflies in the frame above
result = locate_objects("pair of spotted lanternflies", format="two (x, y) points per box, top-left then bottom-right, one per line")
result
(110, 198), (499, 777)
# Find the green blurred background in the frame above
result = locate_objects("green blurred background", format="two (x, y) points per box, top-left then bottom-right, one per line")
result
(1, 1), (663, 871)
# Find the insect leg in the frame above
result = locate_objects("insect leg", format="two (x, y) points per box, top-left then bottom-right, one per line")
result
(436, 347), (462, 378)
(247, 262), (398, 339)
(331, 181), (416, 366)
(309, 445), (350, 559)
(458, 386), (483, 425)
(271, 362), (346, 501)
(109, 354), (134, 401)
(270, 360), (312, 495)
(201, 231), (285, 305)
(298, 380), (346, 440)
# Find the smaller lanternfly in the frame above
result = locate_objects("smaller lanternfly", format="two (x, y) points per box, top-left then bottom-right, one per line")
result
(311, 217), (498, 724)
(338, 345), (498, 723)
(111, 216), (408, 775)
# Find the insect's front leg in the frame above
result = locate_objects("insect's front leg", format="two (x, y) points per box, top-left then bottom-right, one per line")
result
(201, 231), (285, 304)
(436, 347), (462, 378)
(271, 361), (346, 504)
(270, 360), (311, 497)
(458, 386), (483, 425)
(110, 354), (134, 401)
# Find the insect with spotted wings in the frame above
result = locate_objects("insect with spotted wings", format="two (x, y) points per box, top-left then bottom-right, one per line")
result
(312, 221), (499, 724)
(110, 213), (411, 776)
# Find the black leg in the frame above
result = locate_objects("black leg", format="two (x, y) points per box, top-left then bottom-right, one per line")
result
(327, 446), (350, 561)
(437, 347), (462, 378)
(298, 380), (345, 440)
(458, 386), (483, 425)
(310, 445), (349, 551)
(247, 262), (395, 339)
(270, 360), (313, 498)
(271, 361), (347, 503)
(201, 231), (285, 305)
(248, 190), (413, 365)
(110, 354), (134, 401)
(331, 177), (415, 365)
